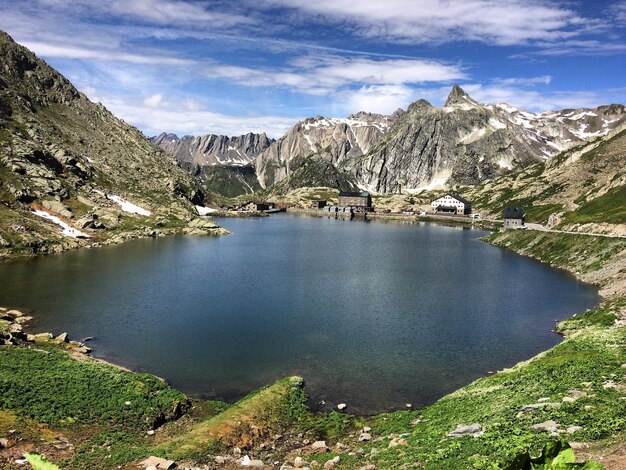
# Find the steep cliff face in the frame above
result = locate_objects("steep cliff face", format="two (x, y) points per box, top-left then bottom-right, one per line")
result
(345, 86), (626, 193)
(255, 111), (399, 189)
(151, 131), (273, 167)
(0, 31), (222, 257)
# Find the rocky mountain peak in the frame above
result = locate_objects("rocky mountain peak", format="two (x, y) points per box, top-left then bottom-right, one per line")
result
(391, 108), (406, 120)
(407, 99), (433, 113)
(445, 85), (477, 107)
(152, 133), (179, 144)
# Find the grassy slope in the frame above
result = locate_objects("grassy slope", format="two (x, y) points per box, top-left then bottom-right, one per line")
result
(463, 127), (626, 229)
(344, 301), (626, 469)
(0, 346), (187, 429)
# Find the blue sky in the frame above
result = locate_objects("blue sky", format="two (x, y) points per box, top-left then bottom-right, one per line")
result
(1, 0), (625, 138)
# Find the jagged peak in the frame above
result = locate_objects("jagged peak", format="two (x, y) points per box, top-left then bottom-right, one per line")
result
(156, 132), (179, 141)
(391, 108), (405, 119)
(445, 85), (478, 107)
(407, 99), (433, 113)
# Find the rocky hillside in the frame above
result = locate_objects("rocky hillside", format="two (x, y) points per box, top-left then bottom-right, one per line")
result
(151, 131), (272, 167)
(0, 31), (225, 258)
(344, 86), (626, 193)
(151, 132), (271, 197)
(255, 111), (400, 189)
(466, 123), (626, 235)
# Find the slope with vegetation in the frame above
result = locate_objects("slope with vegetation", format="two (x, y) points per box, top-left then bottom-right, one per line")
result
(0, 31), (226, 260)
(464, 124), (626, 235)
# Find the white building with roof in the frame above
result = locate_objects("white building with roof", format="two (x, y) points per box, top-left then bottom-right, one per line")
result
(430, 194), (472, 215)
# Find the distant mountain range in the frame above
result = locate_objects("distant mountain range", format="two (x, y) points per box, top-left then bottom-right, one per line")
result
(154, 86), (625, 196)
(150, 132), (273, 197)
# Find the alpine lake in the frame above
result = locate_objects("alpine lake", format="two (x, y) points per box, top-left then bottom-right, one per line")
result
(0, 214), (601, 414)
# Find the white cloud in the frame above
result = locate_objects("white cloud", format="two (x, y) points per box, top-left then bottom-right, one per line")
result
(495, 76), (552, 86)
(20, 41), (193, 65)
(209, 55), (466, 95)
(94, 95), (297, 138)
(143, 93), (163, 107)
(37, 0), (254, 29)
(612, 2), (626, 24)
(262, 0), (589, 46)
(335, 85), (416, 115)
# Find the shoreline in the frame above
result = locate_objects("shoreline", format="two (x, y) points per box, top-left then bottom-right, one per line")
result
(2, 221), (624, 468)
(0, 219), (229, 263)
(1, 220), (615, 414)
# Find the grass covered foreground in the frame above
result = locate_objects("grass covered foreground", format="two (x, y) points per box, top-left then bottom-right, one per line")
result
(0, 230), (625, 468)
(1, 296), (625, 468)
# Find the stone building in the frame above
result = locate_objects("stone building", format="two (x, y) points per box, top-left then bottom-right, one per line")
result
(504, 207), (525, 229)
(338, 191), (372, 211)
(430, 194), (472, 215)
(241, 201), (273, 212)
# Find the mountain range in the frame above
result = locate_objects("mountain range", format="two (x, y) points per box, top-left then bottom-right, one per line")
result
(154, 86), (625, 196)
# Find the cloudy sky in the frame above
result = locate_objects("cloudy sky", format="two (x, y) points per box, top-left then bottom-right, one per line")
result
(1, 0), (625, 137)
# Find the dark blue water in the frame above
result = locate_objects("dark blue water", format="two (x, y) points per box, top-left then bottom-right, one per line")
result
(0, 215), (600, 414)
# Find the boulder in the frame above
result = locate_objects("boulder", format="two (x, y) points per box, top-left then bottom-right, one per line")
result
(337, 403), (347, 410)
(241, 455), (265, 467)
(139, 456), (176, 469)
(448, 423), (484, 438)
(388, 437), (408, 448)
(532, 420), (559, 433)
(294, 456), (306, 468)
(33, 332), (53, 342)
(0, 438), (16, 449)
(76, 214), (105, 229)
(311, 440), (329, 452)
(358, 433), (372, 442)
(519, 402), (561, 412)
(42, 200), (73, 219)
(55, 332), (69, 343)
(76, 345), (91, 354)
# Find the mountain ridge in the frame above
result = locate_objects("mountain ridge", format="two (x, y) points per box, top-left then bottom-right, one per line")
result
(0, 30), (225, 257)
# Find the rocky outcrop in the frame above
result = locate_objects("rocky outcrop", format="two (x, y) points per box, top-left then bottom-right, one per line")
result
(151, 132), (272, 197)
(0, 30), (225, 257)
(465, 122), (626, 238)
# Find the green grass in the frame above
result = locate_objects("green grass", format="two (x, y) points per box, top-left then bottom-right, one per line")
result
(297, 298), (624, 469)
(24, 453), (61, 470)
(0, 346), (188, 429)
(484, 230), (626, 276)
(560, 186), (626, 226)
(160, 376), (307, 461)
(557, 298), (625, 333)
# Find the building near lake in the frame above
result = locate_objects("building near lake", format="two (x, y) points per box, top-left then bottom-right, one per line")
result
(338, 191), (373, 212)
(504, 207), (525, 229)
(241, 201), (274, 212)
(311, 200), (327, 209)
(430, 194), (472, 215)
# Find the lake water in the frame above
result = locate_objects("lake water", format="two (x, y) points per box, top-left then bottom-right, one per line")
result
(0, 214), (601, 414)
